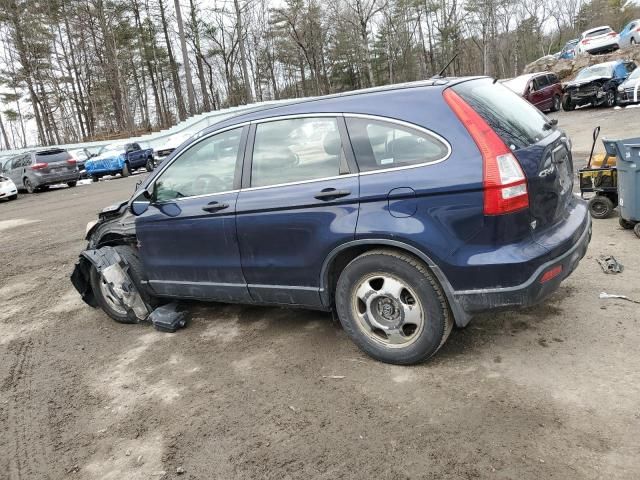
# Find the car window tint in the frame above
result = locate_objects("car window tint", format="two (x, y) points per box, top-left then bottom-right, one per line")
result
(36, 150), (72, 163)
(154, 127), (242, 202)
(547, 74), (558, 84)
(251, 117), (342, 187)
(346, 118), (449, 172)
(534, 75), (549, 89)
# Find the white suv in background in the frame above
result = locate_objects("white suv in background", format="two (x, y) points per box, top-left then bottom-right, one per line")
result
(578, 26), (620, 54)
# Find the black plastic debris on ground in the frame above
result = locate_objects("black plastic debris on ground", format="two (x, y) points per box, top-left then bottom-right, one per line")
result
(149, 302), (188, 333)
(596, 255), (624, 274)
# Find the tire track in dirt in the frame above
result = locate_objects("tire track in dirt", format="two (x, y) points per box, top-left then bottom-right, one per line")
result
(2, 337), (54, 480)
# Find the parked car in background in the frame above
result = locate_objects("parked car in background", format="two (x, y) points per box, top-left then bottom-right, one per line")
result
(72, 77), (590, 365)
(1, 148), (79, 193)
(0, 174), (18, 201)
(619, 19), (640, 47)
(503, 72), (563, 112)
(562, 60), (636, 110)
(559, 39), (579, 59)
(151, 132), (193, 170)
(84, 142), (154, 181)
(617, 66), (640, 104)
(577, 26), (619, 54)
(68, 148), (92, 174)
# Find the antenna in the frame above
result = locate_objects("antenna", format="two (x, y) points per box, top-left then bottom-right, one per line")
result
(436, 53), (459, 77)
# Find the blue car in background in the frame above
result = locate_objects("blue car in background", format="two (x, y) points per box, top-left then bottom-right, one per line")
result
(72, 77), (591, 365)
(85, 142), (154, 181)
(619, 19), (640, 47)
(559, 39), (579, 59)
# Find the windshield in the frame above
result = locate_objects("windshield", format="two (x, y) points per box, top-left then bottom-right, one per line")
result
(575, 64), (613, 81)
(627, 68), (640, 81)
(503, 76), (531, 95)
(452, 78), (552, 150)
(100, 144), (126, 155)
(586, 27), (612, 38)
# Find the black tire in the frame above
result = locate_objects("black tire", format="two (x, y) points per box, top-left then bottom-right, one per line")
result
(604, 90), (616, 108)
(335, 249), (453, 365)
(89, 245), (157, 324)
(634, 223), (640, 239)
(619, 217), (636, 230)
(551, 95), (561, 112)
(562, 97), (575, 111)
(91, 175), (99, 182)
(23, 177), (36, 193)
(145, 157), (154, 172)
(588, 195), (615, 219)
(8, 194), (17, 200)
(121, 163), (130, 177)
(67, 181), (77, 187)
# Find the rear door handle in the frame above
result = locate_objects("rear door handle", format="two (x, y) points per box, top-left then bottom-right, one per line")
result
(202, 201), (229, 213)
(314, 188), (351, 201)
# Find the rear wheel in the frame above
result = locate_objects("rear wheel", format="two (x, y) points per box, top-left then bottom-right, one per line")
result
(634, 223), (640, 239)
(89, 245), (156, 324)
(335, 249), (453, 365)
(588, 195), (614, 219)
(562, 97), (575, 111)
(121, 163), (130, 177)
(619, 217), (636, 229)
(91, 176), (99, 183)
(67, 181), (77, 188)
(631, 38), (636, 46)
(23, 178), (36, 194)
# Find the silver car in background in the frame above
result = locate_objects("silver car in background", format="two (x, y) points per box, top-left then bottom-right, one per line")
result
(2, 148), (79, 193)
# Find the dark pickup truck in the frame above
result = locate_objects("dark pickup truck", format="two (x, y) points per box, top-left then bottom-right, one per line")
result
(84, 142), (154, 181)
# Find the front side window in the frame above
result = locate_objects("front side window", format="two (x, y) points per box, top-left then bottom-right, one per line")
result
(154, 127), (243, 202)
(251, 117), (343, 187)
(346, 118), (449, 172)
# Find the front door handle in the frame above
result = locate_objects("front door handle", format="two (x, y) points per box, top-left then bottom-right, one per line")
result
(202, 201), (229, 213)
(314, 188), (351, 201)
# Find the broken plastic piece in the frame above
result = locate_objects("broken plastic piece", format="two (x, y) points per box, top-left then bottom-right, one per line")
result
(599, 292), (640, 304)
(149, 302), (188, 333)
(596, 255), (624, 274)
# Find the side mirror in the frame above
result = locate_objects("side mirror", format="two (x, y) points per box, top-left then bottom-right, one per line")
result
(130, 185), (154, 216)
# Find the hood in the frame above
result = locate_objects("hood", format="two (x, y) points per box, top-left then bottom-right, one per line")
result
(565, 76), (611, 88)
(620, 77), (640, 89)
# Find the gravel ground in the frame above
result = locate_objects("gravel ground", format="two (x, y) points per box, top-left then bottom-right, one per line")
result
(1, 110), (639, 480)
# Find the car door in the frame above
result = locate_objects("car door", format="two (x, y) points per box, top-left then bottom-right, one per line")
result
(7, 155), (27, 188)
(127, 143), (141, 169)
(135, 126), (252, 302)
(235, 115), (359, 307)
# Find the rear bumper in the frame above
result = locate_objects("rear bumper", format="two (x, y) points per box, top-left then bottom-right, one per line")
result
(33, 172), (79, 186)
(584, 43), (618, 54)
(452, 213), (591, 316)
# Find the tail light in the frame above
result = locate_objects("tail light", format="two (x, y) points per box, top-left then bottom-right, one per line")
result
(443, 88), (529, 215)
(607, 32), (617, 37)
(540, 265), (563, 283)
(582, 39), (590, 44)
(30, 163), (48, 170)
(67, 159), (77, 165)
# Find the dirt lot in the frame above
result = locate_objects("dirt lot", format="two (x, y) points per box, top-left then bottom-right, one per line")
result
(1, 109), (639, 480)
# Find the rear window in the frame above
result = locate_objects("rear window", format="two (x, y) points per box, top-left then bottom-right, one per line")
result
(586, 28), (612, 38)
(451, 79), (552, 150)
(36, 150), (72, 163)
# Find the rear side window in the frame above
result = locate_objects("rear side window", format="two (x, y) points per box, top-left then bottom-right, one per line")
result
(452, 79), (551, 150)
(547, 74), (559, 84)
(533, 75), (549, 89)
(251, 117), (343, 188)
(36, 150), (71, 163)
(346, 118), (449, 172)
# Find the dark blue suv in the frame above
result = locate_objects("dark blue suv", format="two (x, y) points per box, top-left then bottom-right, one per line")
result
(71, 77), (591, 364)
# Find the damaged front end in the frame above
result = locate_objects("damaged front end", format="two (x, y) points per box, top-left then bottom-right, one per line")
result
(70, 198), (187, 332)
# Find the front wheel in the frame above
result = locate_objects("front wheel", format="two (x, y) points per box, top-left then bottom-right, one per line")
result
(551, 95), (561, 112)
(67, 181), (77, 188)
(562, 97), (575, 111)
(145, 158), (154, 172)
(634, 223), (640, 239)
(589, 195), (614, 219)
(89, 245), (157, 324)
(335, 249), (453, 365)
(8, 194), (17, 200)
(604, 90), (616, 108)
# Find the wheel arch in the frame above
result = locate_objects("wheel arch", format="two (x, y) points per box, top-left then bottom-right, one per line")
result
(320, 239), (470, 327)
